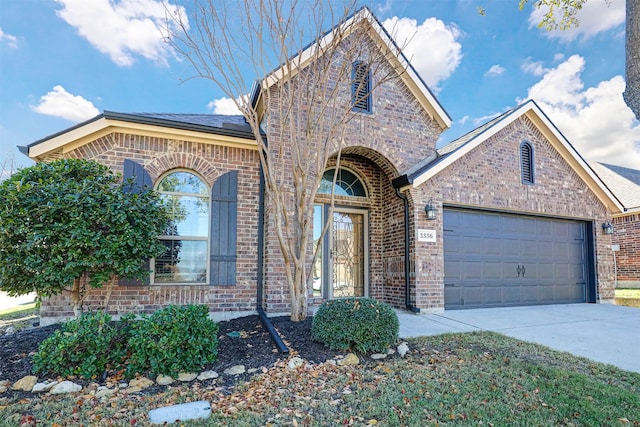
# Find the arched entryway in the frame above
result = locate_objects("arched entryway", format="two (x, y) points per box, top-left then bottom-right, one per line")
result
(312, 149), (408, 308)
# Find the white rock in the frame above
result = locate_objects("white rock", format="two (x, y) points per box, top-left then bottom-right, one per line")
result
(4, 326), (15, 335)
(177, 372), (197, 382)
(32, 381), (58, 393)
(197, 371), (219, 381)
(156, 375), (174, 386)
(371, 353), (387, 360)
(287, 357), (305, 370)
(12, 375), (37, 392)
(49, 381), (82, 395)
(0, 380), (11, 394)
(338, 353), (360, 366)
(95, 387), (116, 398)
(387, 348), (396, 355)
(149, 400), (211, 424)
(397, 342), (409, 358)
(224, 365), (245, 375)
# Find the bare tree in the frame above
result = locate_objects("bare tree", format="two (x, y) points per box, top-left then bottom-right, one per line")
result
(168, 1), (404, 321)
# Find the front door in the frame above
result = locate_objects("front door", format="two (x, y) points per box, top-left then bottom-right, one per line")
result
(330, 208), (368, 298)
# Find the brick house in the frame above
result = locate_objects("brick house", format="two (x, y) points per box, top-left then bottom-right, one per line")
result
(590, 162), (640, 288)
(19, 8), (624, 325)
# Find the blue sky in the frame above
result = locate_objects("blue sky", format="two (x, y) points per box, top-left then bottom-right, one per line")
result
(1, 0), (637, 175)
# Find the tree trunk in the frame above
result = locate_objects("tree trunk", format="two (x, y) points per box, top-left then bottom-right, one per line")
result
(70, 272), (90, 317)
(624, 0), (640, 120)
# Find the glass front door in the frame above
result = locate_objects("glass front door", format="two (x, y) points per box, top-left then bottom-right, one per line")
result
(330, 209), (367, 298)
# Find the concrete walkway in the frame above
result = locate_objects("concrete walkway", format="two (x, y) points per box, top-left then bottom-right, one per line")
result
(398, 304), (640, 373)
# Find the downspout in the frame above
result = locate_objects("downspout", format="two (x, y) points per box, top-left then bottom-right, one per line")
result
(256, 149), (289, 354)
(394, 187), (421, 313)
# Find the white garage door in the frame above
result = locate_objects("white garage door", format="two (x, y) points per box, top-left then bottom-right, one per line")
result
(444, 209), (588, 309)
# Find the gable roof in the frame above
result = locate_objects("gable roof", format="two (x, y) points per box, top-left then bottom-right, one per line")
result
(19, 111), (257, 161)
(393, 100), (624, 214)
(250, 6), (451, 130)
(590, 162), (640, 212)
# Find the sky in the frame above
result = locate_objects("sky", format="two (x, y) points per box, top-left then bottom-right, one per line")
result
(1, 0), (638, 175)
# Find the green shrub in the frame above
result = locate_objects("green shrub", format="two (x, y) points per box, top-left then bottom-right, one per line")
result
(126, 304), (219, 377)
(33, 311), (134, 379)
(311, 298), (399, 353)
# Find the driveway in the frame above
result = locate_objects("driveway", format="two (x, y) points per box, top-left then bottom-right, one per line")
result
(397, 303), (640, 373)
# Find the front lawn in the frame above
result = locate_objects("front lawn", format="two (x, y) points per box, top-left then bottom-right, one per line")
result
(2, 331), (638, 426)
(616, 289), (640, 298)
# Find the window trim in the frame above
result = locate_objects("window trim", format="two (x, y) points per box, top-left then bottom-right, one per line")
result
(351, 61), (372, 113)
(152, 169), (210, 285)
(520, 141), (535, 185)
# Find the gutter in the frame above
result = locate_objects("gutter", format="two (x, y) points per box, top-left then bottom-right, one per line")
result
(256, 144), (289, 354)
(393, 184), (421, 314)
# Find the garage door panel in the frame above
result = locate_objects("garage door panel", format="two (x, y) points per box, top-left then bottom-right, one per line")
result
(444, 209), (588, 309)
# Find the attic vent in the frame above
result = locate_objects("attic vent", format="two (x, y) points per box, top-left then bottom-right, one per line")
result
(352, 61), (371, 113)
(520, 141), (535, 185)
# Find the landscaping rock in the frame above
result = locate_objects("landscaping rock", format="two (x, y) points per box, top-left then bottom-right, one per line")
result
(397, 342), (409, 358)
(177, 372), (197, 382)
(0, 380), (11, 393)
(49, 381), (82, 395)
(4, 326), (15, 335)
(224, 365), (245, 375)
(197, 370), (219, 381)
(156, 375), (174, 386)
(124, 386), (142, 394)
(287, 357), (305, 370)
(371, 353), (387, 360)
(148, 400), (211, 424)
(12, 375), (37, 391)
(32, 381), (58, 393)
(95, 387), (115, 398)
(129, 377), (154, 389)
(338, 353), (360, 366)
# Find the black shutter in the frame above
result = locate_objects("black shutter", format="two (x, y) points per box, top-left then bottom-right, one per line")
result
(119, 159), (152, 286)
(123, 159), (153, 194)
(210, 171), (238, 285)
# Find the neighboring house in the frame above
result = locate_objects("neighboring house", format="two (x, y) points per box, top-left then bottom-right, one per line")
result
(19, 8), (624, 325)
(590, 162), (640, 288)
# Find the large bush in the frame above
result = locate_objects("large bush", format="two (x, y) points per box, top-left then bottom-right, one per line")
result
(311, 298), (399, 353)
(0, 159), (170, 315)
(32, 305), (219, 379)
(33, 311), (134, 379)
(126, 304), (219, 377)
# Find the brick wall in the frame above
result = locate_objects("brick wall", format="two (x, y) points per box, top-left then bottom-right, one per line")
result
(409, 116), (615, 311)
(39, 132), (262, 324)
(613, 213), (640, 286)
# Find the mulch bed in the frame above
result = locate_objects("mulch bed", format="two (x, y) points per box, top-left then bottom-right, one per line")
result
(0, 315), (344, 393)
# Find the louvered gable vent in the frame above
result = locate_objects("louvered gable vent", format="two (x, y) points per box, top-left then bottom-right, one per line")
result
(520, 141), (534, 184)
(352, 61), (371, 113)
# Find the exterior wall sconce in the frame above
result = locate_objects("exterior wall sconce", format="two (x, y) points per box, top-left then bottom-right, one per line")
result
(602, 221), (614, 235)
(425, 199), (436, 220)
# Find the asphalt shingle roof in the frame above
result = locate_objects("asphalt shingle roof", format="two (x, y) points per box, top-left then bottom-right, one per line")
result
(590, 162), (640, 210)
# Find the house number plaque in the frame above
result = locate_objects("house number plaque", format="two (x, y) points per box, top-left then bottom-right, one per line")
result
(418, 229), (436, 242)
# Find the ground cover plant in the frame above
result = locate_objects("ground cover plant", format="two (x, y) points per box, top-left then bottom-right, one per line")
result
(1, 320), (639, 426)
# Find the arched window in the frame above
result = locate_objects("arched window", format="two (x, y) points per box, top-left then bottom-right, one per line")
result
(154, 171), (209, 284)
(520, 141), (535, 185)
(318, 168), (367, 197)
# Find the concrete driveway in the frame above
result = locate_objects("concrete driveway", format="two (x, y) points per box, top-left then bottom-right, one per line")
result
(397, 304), (640, 373)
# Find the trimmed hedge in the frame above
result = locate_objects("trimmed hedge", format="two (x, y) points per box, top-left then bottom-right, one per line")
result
(311, 297), (399, 353)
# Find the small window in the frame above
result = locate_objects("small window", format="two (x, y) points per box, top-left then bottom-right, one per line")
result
(520, 141), (535, 185)
(154, 171), (209, 284)
(352, 61), (371, 113)
(318, 168), (366, 197)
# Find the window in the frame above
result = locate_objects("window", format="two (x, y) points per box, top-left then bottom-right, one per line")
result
(318, 168), (367, 197)
(352, 61), (371, 113)
(154, 171), (209, 284)
(520, 141), (535, 185)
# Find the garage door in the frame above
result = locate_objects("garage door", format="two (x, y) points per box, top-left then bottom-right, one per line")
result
(444, 209), (588, 309)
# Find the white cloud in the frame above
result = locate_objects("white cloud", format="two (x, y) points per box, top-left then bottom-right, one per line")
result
(0, 27), (18, 49)
(383, 16), (463, 91)
(54, 0), (187, 67)
(521, 57), (548, 76)
(527, 0), (625, 41)
(207, 97), (242, 115)
(522, 55), (640, 168)
(485, 64), (505, 77)
(31, 85), (100, 122)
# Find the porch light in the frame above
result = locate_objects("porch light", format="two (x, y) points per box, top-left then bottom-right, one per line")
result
(602, 221), (614, 235)
(425, 199), (436, 220)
